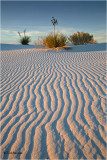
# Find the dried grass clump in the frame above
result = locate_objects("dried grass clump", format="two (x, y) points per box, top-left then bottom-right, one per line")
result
(42, 32), (67, 49)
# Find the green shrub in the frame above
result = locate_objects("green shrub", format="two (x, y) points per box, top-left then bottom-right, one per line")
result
(19, 36), (31, 45)
(69, 31), (96, 45)
(42, 32), (67, 48)
(18, 29), (31, 45)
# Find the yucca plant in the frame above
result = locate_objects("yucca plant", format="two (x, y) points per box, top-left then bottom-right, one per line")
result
(18, 29), (31, 45)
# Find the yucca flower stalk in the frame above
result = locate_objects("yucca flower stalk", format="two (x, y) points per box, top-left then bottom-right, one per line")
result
(51, 17), (58, 38)
(51, 17), (58, 46)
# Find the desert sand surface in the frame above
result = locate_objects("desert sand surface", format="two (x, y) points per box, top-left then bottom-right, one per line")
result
(1, 44), (35, 51)
(0, 43), (106, 159)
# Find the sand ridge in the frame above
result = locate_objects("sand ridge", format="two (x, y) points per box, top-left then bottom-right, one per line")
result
(0, 47), (106, 159)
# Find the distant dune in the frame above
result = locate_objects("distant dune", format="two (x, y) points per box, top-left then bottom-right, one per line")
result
(1, 42), (106, 51)
(0, 43), (106, 159)
(67, 43), (106, 52)
(1, 44), (35, 51)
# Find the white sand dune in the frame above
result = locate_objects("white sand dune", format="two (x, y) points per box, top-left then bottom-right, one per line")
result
(0, 43), (106, 159)
(1, 44), (35, 51)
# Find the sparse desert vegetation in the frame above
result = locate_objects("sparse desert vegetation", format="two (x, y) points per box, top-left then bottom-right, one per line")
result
(42, 32), (67, 48)
(18, 29), (31, 45)
(68, 31), (97, 45)
(17, 18), (97, 48)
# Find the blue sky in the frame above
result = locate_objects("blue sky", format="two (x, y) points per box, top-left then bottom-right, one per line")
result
(1, 1), (106, 44)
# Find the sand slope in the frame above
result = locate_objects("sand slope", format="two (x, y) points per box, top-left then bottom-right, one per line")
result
(1, 44), (35, 51)
(0, 44), (106, 159)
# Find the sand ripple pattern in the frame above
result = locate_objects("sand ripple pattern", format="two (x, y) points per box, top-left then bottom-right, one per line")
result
(0, 48), (106, 159)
